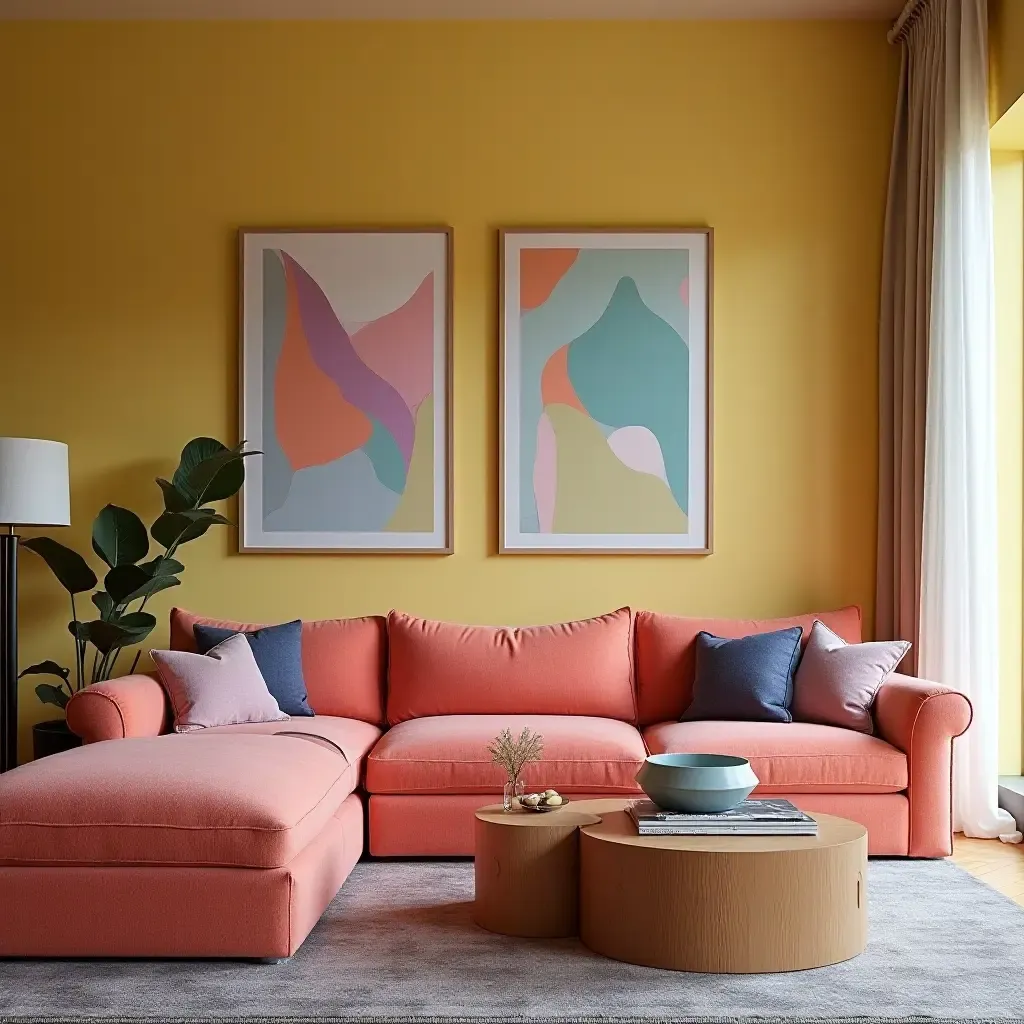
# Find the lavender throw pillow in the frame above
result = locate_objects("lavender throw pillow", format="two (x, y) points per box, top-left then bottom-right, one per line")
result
(792, 620), (910, 734)
(152, 633), (289, 734)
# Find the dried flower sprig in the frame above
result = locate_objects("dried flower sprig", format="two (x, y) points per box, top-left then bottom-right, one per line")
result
(487, 727), (544, 784)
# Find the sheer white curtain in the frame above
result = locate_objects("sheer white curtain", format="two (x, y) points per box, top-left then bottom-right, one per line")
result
(896, 0), (1016, 837)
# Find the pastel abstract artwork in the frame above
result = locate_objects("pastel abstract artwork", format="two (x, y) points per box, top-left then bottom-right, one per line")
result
(501, 231), (711, 553)
(240, 230), (451, 552)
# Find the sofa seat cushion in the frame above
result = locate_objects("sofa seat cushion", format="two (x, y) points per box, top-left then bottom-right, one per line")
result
(642, 719), (907, 793)
(366, 715), (647, 795)
(200, 715), (381, 773)
(0, 734), (356, 868)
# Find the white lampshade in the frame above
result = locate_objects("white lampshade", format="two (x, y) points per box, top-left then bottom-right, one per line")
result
(0, 438), (71, 527)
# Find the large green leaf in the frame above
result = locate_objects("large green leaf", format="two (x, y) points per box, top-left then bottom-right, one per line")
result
(171, 438), (228, 499)
(103, 565), (152, 604)
(139, 555), (184, 577)
(92, 592), (114, 620)
(22, 538), (97, 595)
(187, 449), (258, 505)
(156, 478), (192, 514)
(19, 661), (70, 682)
(123, 573), (180, 603)
(115, 611), (158, 634)
(171, 438), (257, 507)
(92, 505), (149, 568)
(35, 683), (70, 710)
(68, 620), (91, 643)
(151, 509), (230, 550)
(76, 613), (157, 654)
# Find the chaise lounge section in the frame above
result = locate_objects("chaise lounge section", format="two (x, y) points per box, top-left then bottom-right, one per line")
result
(0, 732), (363, 958)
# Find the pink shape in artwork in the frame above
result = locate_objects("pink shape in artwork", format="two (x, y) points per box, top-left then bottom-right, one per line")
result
(606, 426), (670, 487)
(534, 412), (557, 533)
(350, 274), (435, 415)
(680, 276), (690, 307)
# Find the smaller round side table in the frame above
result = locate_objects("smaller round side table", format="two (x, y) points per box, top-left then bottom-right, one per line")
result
(473, 802), (608, 938)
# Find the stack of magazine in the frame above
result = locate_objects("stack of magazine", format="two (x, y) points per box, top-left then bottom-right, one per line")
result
(628, 798), (817, 837)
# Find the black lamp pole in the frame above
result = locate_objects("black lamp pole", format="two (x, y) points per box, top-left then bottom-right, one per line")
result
(0, 526), (17, 774)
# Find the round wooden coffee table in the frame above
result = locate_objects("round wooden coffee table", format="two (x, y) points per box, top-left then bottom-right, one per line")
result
(579, 808), (867, 973)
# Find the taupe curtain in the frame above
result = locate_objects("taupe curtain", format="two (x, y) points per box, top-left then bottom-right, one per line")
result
(876, 0), (943, 672)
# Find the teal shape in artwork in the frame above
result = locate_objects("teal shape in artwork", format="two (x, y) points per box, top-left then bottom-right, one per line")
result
(262, 450), (399, 532)
(363, 418), (408, 495)
(566, 276), (690, 513)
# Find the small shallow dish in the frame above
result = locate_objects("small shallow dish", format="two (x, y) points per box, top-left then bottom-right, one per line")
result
(518, 797), (571, 813)
(636, 753), (758, 813)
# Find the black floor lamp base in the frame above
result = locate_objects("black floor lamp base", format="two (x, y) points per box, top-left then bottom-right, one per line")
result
(0, 532), (18, 773)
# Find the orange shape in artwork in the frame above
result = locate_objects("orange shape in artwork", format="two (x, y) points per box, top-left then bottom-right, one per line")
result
(519, 248), (579, 312)
(541, 345), (587, 414)
(275, 258), (374, 472)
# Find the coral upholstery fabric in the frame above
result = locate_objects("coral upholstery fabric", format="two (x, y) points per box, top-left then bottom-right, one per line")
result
(366, 715), (646, 794)
(369, 793), (621, 857)
(66, 672), (170, 743)
(368, 792), (910, 857)
(874, 672), (973, 856)
(386, 609), (635, 724)
(643, 719), (907, 793)
(634, 606), (863, 724)
(0, 795), (363, 959)
(788, 793), (910, 856)
(0, 734), (357, 868)
(170, 608), (386, 725)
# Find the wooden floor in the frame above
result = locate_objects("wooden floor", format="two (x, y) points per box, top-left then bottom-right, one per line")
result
(952, 833), (1024, 907)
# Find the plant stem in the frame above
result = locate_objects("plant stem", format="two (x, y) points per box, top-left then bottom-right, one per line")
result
(70, 594), (84, 692)
(127, 536), (186, 675)
(98, 648), (114, 682)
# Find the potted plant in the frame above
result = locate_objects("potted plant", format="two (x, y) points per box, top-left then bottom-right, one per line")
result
(20, 437), (258, 759)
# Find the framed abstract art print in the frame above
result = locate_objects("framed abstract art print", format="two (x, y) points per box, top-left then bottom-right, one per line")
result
(500, 228), (712, 554)
(239, 228), (452, 553)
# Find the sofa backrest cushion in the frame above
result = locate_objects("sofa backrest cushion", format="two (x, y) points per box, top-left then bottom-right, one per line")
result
(386, 608), (636, 724)
(634, 606), (863, 725)
(170, 608), (386, 725)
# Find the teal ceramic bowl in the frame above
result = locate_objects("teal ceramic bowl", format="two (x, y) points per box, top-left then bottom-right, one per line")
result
(635, 753), (759, 813)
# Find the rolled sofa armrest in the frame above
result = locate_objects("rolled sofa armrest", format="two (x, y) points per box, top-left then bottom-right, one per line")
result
(874, 672), (972, 857)
(66, 673), (171, 744)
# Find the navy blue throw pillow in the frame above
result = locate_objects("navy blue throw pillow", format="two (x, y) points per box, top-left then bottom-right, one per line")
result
(193, 619), (314, 718)
(682, 626), (803, 724)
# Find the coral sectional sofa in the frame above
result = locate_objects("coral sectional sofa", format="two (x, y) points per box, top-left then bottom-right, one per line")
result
(61, 605), (971, 863)
(0, 603), (966, 957)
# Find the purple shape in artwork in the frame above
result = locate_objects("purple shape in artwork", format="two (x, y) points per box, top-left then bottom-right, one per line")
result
(283, 253), (415, 465)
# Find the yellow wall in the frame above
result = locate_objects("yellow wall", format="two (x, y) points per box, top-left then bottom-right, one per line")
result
(994, 150), (1024, 775)
(0, 20), (898, 759)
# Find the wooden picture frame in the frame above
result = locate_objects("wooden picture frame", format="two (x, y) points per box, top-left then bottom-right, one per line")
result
(499, 227), (713, 554)
(239, 227), (453, 553)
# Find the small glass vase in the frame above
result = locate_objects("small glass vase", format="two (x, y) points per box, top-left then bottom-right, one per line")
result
(503, 778), (525, 812)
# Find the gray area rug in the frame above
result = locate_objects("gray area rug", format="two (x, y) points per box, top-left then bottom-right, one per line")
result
(1, 860), (1022, 1024)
